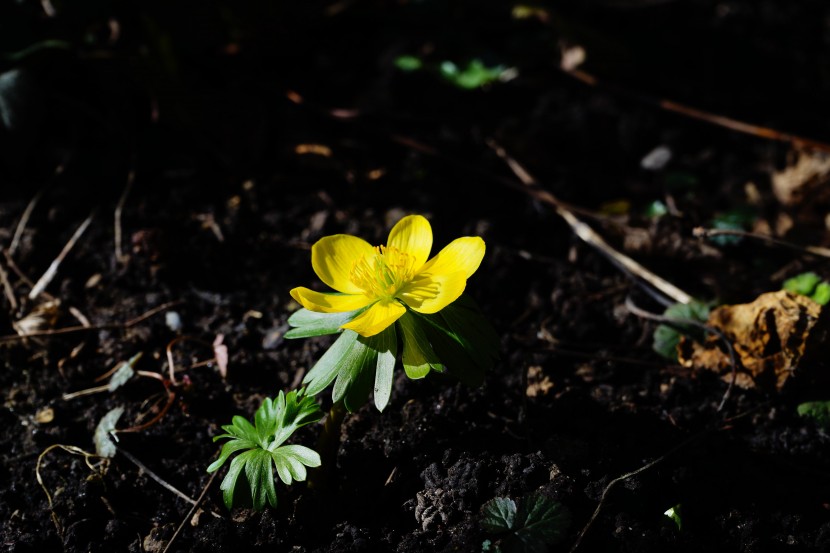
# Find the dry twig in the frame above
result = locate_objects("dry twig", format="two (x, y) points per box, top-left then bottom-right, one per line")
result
(29, 212), (95, 301)
(0, 299), (183, 344)
(9, 186), (48, 256)
(160, 471), (219, 553)
(562, 66), (830, 154)
(487, 140), (694, 305)
(694, 227), (830, 259)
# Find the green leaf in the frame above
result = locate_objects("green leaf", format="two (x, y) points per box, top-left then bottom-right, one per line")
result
(481, 497), (517, 533)
(440, 59), (508, 89)
(440, 295), (500, 371)
(515, 492), (571, 546)
(271, 444), (320, 485)
(797, 400), (830, 429)
(708, 207), (757, 246)
(652, 300), (711, 361)
(783, 272), (822, 296)
(394, 55), (423, 71)
(480, 492), (572, 553)
(644, 200), (668, 218)
(244, 450), (275, 510)
(284, 307), (365, 338)
(303, 330), (359, 396)
(107, 354), (140, 392)
(663, 504), (682, 531)
(812, 282), (830, 305)
(332, 334), (378, 411)
(398, 311), (442, 379)
(373, 326), (397, 412)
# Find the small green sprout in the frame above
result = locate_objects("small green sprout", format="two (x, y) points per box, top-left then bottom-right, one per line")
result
(207, 389), (323, 510)
(663, 504), (682, 531)
(439, 59), (509, 90)
(782, 272), (830, 305)
(796, 400), (830, 429)
(480, 492), (572, 553)
(287, 215), (498, 412)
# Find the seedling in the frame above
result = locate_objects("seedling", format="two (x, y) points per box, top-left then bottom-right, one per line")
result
(207, 389), (323, 510)
(287, 214), (499, 411)
(480, 491), (572, 553)
(782, 272), (830, 305)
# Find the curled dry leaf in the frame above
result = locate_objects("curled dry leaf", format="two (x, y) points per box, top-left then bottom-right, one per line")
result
(678, 290), (830, 391)
(13, 299), (60, 336)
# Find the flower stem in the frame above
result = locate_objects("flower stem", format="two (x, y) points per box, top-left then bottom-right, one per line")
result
(308, 401), (347, 490)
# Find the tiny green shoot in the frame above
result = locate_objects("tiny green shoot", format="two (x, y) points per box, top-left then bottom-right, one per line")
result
(796, 401), (830, 430)
(207, 389), (323, 510)
(663, 504), (682, 531)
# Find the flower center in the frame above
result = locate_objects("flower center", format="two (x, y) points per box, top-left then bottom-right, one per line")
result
(350, 245), (417, 301)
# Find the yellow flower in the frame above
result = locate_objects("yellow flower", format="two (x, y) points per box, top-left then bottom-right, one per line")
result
(290, 215), (485, 337)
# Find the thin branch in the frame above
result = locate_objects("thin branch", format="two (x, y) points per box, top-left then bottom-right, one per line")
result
(161, 470), (219, 553)
(694, 227), (830, 259)
(487, 140), (694, 305)
(562, 67), (830, 154)
(568, 432), (702, 552)
(29, 212), (95, 301)
(9, 186), (48, 256)
(118, 447), (199, 506)
(0, 252), (18, 312)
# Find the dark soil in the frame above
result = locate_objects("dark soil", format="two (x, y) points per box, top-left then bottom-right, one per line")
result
(3, 2), (830, 552)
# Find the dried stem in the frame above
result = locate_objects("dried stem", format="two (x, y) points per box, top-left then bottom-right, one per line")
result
(29, 212), (95, 301)
(487, 140), (694, 305)
(114, 171), (135, 264)
(563, 67), (830, 153)
(0, 299), (183, 344)
(694, 227), (830, 259)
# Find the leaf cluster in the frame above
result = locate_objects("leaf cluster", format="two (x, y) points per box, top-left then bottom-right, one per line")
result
(207, 389), (323, 510)
(782, 272), (830, 305)
(285, 294), (499, 412)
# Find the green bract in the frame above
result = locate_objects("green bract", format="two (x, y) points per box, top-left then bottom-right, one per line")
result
(207, 389), (322, 510)
(286, 293), (498, 412)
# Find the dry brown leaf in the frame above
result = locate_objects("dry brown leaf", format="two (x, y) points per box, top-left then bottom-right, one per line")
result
(772, 149), (830, 206)
(678, 290), (830, 391)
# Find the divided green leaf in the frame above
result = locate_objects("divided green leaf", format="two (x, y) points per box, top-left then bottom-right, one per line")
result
(207, 389), (322, 510)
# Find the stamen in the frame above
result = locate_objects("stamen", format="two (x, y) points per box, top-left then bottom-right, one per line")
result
(349, 245), (419, 301)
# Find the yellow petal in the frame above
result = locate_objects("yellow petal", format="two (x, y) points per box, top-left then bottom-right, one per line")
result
(387, 215), (432, 269)
(418, 236), (485, 280)
(312, 234), (375, 294)
(341, 300), (406, 337)
(290, 287), (373, 313)
(398, 272), (466, 314)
